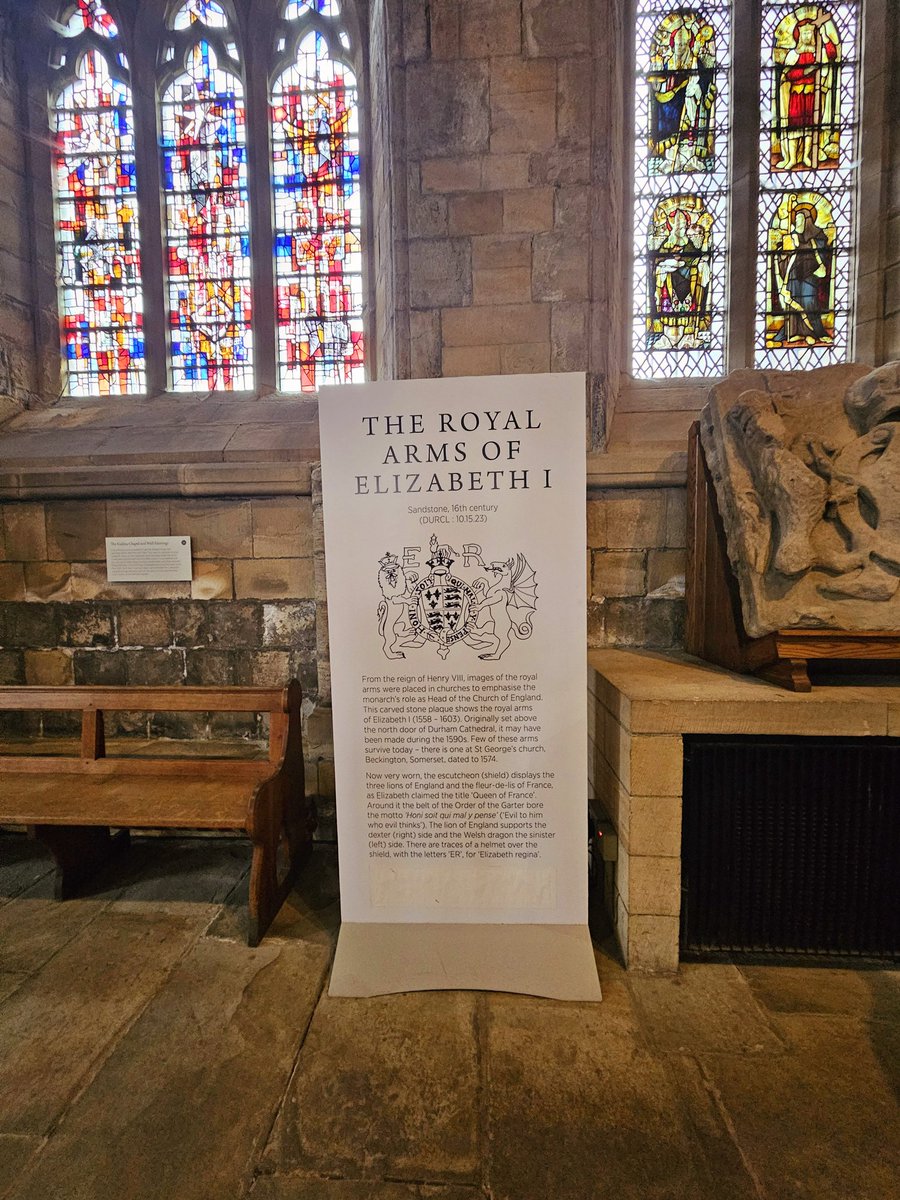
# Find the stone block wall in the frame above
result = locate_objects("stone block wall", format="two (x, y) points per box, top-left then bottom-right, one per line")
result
(587, 488), (686, 652)
(395, 0), (621, 395)
(0, 495), (338, 838)
(0, 9), (36, 417)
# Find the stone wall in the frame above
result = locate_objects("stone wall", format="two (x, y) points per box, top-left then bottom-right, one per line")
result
(0, 6), (36, 417)
(395, 0), (619, 399)
(587, 487), (686, 652)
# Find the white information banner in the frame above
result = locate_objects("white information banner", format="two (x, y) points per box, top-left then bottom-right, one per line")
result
(320, 374), (600, 1000)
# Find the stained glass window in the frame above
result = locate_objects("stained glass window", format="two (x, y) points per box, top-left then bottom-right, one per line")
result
(756, 2), (859, 368)
(160, 6), (253, 390)
(172, 1), (229, 29)
(284, 2), (342, 19)
(272, 9), (363, 392)
(632, 4), (731, 379)
(52, 2), (144, 396)
(63, 0), (119, 37)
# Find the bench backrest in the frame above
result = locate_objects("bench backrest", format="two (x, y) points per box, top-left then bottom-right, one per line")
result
(0, 681), (302, 774)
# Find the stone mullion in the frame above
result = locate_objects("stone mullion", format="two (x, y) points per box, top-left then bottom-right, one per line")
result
(20, 9), (61, 405)
(725, 0), (761, 372)
(132, 7), (168, 399)
(244, 10), (277, 396)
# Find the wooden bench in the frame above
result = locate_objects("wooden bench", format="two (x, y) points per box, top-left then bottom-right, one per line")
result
(0, 681), (315, 945)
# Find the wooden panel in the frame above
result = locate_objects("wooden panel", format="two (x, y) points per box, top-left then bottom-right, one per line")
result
(685, 423), (749, 672)
(0, 775), (254, 829)
(0, 685), (291, 714)
(0, 757), (273, 779)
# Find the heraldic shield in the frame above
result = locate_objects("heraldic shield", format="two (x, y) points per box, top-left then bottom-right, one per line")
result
(407, 543), (479, 659)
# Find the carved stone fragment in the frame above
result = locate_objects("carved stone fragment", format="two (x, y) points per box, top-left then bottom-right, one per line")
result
(699, 362), (900, 638)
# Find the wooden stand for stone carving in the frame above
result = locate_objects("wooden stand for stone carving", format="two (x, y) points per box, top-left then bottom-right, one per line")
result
(686, 422), (900, 691)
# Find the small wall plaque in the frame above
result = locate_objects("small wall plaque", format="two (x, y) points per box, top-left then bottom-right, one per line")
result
(106, 536), (192, 583)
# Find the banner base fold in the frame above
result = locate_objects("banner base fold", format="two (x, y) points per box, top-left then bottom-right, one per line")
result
(329, 922), (602, 1000)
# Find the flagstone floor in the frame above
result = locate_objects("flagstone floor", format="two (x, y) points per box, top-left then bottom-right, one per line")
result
(0, 832), (897, 1200)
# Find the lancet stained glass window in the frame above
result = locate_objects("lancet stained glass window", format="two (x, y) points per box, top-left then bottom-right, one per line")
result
(160, 4), (253, 390)
(272, 4), (363, 392)
(756, 2), (859, 367)
(51, 1), (144, 395)
(632, 3), (731, 379)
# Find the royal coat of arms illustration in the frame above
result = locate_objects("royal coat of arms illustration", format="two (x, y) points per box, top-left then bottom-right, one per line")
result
(377, 535), (537, 661)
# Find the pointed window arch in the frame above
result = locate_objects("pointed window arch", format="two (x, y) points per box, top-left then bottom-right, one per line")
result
(271, 1), (363, 392)
(159, 1), (253, 391)
(50, 1), (144, 396)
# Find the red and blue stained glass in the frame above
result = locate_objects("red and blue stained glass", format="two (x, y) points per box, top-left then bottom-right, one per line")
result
(64, 0), (119, 37)
(53, 14), (144, 396)
(272, 29), (363, 392)
(160, 38), (253, 390)
(284, 2), (342, 19)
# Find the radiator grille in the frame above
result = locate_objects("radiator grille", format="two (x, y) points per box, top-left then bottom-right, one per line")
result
(680, 736), (900, 961)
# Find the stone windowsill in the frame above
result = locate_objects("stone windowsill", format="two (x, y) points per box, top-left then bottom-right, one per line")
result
(0, 398), (690, 500)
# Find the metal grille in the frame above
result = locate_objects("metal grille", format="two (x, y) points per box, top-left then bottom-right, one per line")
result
(681, 736), (899, 961)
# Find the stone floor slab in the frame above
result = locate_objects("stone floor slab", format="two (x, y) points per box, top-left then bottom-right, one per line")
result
(265, 989), (481, 1185)
(250, 1177), (483, 1200)
(740, 964), (900, 1021)
(700, 1015), (900, 1200)
(206, 843), (340, 948)
(628, 963), (785, 1056)
(5, 937), (330, 1200)
(0, 910), (198, 1135)
(484, 990), (733, 1200)
(0, 1136), (40, 1199)
(0, 973), (25, 1004)
(0, 880), (106, 978)
(105, 836), (251, 917)
(0, 837), (53, 906)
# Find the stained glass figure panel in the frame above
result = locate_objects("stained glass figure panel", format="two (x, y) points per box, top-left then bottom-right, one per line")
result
(272, 30), (363, 392)
(64, 0), (118, 38)
(646, 10), (718, 175)
(764, 5), (853, 172)
(632, 2), (730, 379)
(171, 0), (229, 29)
(633, 191), (727, 378)
(755, 1), (858, 368)
(53, 49), (144, 395)
(160, 40), (253, 391)
(756, 188), (852, 368)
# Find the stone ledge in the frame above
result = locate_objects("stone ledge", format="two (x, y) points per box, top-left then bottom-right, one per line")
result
(0, 401), (689, 498)
(587, 445), (687, 489)
(589, 648), (898, 736)
(0, 399), (319, 499)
